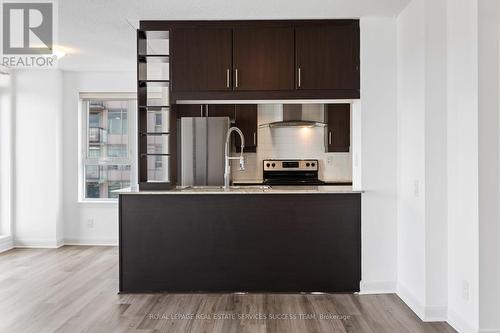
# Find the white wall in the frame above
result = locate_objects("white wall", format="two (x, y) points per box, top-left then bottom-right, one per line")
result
(359, 17), (398, 293)
(62, 71), (135, 245)
(446, 0), (479, 331)
(396, 0), (426, 312)
(396, 0), (448, 321)
(13, 70), (64, 247)
(0, 70), (13, 252)
(423, 0), (448, 320)
(478, 0), (500, 331)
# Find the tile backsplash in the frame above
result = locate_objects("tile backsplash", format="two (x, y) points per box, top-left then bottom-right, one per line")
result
(231, 104), (352, 182)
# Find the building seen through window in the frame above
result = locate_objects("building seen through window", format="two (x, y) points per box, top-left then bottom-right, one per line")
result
(84, 99), (135, 199)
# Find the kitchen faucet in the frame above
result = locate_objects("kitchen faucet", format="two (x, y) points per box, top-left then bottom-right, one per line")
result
(224, 127), (245, 189)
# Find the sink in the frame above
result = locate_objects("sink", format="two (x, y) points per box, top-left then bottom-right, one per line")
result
(228, 185), (271, 190)
(178, 185), (271, 192)
(179, 186), (223, 192)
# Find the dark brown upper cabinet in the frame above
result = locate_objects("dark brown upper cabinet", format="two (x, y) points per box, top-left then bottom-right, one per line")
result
(151, 20), (360, 101)
(234, 105), (258, 152)
(326, 104), (350, 152)
(171, 28), (232, 92)
(233, 26), (294, 91)
(296, 22), (360, 90)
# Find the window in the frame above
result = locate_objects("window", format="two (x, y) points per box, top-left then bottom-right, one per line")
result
(81, 95), (137, 201)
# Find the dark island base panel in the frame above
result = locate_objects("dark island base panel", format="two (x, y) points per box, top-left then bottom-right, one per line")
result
(119, 193), (361, 293)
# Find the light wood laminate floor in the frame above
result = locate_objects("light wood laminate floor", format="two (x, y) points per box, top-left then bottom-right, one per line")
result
(0, 246), (455, 333)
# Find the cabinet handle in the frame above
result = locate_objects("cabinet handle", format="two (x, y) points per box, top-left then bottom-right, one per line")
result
(235, 69), (239, 88)
(226, 69), (230, 88)
(200, 105), (203, 117)
(298, 67), (301, 88)
(329, 131), (332, 145)
(253, 132), (256, 145)
(205, 105), (209, 117)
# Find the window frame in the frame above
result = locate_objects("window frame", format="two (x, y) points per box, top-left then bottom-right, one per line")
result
(78, 93), (137, 203)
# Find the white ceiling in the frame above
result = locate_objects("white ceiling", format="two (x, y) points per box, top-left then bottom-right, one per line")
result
(58, 0), (410, 71)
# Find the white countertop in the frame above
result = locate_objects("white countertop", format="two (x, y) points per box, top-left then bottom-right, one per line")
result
(118, 185), (363, 195)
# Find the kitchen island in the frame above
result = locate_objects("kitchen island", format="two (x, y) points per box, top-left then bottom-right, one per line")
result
(119, 186), (362, 293)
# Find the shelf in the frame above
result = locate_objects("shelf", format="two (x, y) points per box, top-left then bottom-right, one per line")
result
(139, 106), (170, 111)
(139, 105), (169, 109)
(138, 80), (169, 87)
(138, 55), (170, 63)
(137, 28), (171, 186)
(138, 30), (169, 39)
(141, 153), (170, 157)
(140, 132), (170, 136)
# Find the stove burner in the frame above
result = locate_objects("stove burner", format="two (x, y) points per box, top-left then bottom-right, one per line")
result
(263, 159), (323, 186)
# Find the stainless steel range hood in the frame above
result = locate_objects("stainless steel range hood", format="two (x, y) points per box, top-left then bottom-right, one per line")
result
(261, 104), (327, 128)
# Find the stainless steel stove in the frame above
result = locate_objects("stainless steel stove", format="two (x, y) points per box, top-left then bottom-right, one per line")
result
(262, 159), (325, 186)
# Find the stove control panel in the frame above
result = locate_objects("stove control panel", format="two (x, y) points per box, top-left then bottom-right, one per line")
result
(263, 159), (319, 171)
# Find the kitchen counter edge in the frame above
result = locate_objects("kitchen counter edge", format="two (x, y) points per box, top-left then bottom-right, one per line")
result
(117, 186), (364, 195)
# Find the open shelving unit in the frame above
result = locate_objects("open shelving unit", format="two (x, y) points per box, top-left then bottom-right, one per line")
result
(137, 29), (175, 190)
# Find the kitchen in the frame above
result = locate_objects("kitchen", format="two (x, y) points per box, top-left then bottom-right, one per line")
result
(0, 1), (498, 332)
(120, 20), (363, 293)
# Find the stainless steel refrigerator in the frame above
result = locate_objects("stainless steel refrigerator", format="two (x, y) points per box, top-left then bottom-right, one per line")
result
(178, 117), (230, 186)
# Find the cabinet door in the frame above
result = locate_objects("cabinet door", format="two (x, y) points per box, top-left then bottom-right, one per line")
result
(171, 28), (232, 91)
(326, 104), (350, 152)
(233, 27), (294, 91)
(296, 22), (359, 90)
(234, 105), (258, 152)
(207, 104), (235, 121)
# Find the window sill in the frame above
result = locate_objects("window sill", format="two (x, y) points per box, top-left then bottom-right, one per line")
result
(78, 200), (118, 205)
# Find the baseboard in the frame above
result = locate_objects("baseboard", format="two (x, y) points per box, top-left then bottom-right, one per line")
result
(424, 304), (448, 322)
(479, 329), (500, 333)
(14, 238), (64, 248)
(63, 238), (118, 246)
(0, 235), (14, 253)
(448, 309), (476, 333)
(397, 282), (426, 320)
(359, 280), (397, 294)
(397, 282), (447, 322)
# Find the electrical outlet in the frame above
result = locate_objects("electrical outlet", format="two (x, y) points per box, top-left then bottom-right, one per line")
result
(327, 156), (334, 166)
(87, 218), (94, 228)
(462, 280), (469, 301)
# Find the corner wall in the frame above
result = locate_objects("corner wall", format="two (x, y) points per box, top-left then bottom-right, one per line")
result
(396, 0), (448, 321)
(446, 0), (480, 331)
(0, 70), (13, 252)
(396, 0), (427, 314)
(478, 0), (500, 331)
(12, 70), (64, 247)
(359, 17), (398, 293)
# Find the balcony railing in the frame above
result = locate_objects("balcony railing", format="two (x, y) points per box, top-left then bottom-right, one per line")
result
(89, 127), (107, 144)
